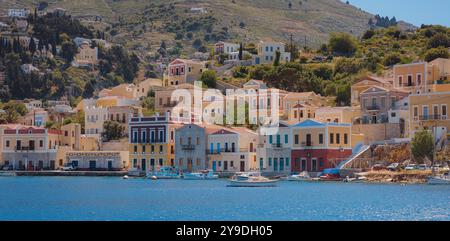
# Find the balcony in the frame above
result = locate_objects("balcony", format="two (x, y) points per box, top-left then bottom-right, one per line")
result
(207, 148), (250, 154)
(181, 144), (196, 150)
(365, 105), (380, 111)
(300, 141), (314, 148)
(271, 143), (283, 148)
(15, 146), (35, 152)
(163, 101), (178, 108)
(419, 115), (448, 121)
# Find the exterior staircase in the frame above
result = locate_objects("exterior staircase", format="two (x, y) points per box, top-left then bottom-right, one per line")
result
(336, 143), (371, 169)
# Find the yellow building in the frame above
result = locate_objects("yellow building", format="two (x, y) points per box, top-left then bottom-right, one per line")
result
(314, 106), (360, 124)
(164, 59), (207, 87)
(409, 91), (450, 138)
(128, 115), (180, 172)
(393, 61), (440, 93)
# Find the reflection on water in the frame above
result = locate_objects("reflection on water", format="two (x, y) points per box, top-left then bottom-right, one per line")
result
(0, 176), (449, 221)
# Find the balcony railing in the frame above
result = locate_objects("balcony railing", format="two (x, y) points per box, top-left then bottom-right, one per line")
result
(163, 101), (178, 108)
(181, 144), (196, 150)
(207, 148), (253, 154)
(365, 105), (380, 111)
(300, 141), (314, 148)
(271, 143), (283, 148)
(419, 115), (448, 121)
(131, 139), (165, 144)
(15, 146), (35, 151)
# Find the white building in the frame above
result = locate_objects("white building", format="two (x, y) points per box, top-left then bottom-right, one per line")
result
(8, 9), (29, 18)
(256, 41), (291, 64)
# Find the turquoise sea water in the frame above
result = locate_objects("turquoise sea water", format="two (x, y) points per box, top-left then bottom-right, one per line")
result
(0, 176), (449, 221)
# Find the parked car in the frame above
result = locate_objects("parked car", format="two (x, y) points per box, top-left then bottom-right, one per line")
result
(372, 164), (385, 171)
(61, 164), (76, 171)
(387, 163), (400, 171)
(2, 165), (13, 171)
(417, 164), (429, 170)
(405, 164), (417, 171)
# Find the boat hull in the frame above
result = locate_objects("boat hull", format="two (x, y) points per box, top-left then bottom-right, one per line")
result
(428, 177), (450, 185)
(227, 179), (279, 187)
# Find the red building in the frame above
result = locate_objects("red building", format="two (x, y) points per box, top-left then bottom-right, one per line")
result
(290, 120), (354, 173)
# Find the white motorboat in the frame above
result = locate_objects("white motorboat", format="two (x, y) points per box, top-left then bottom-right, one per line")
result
(146, 166), (181, 179)
(183, 170), (218, 180)
(0, 171), (16, 176)
(127, 168), (143, 177)
(227, 172), (279, 187)
(428, 172), (450, 185)
(285, 171), (311, 181)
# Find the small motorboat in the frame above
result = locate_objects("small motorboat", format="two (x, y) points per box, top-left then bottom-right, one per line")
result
(127, 168), (144, 177)
(319, 173), (341, 181)
(428, 172), (450, 185)
(122, 175), (129, 179)
(146, 166), (181, 179)
(227, 172), (279, 187)
(183, 170), (218, 180)
(285, 171), (311, 181)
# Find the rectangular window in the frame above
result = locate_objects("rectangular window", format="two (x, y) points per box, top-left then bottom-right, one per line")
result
(6, 140), (10, 148)
(319, 134), (324, 144)
(284, 134), (288, 144)
(294, 134), (299, 145)
(442, 105), (447, 117)
(381, 97), (385, 108)
(269, 135), (273, 144)
(413, 106), (418, 119)
(344, 133), (348, 145)
(336, 133), (340, 144)
(330, 133), (334, 144)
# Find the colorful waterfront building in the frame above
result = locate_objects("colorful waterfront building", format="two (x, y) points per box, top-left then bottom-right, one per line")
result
(290, 120), (355, 173)
(175, 124), (206, 172)
(256, 122), (292, 175)
(0, 125), (61, 170)
(409, 91), (450, 140)
(207, 127), (258, 173)
(128, 115), (179, 172)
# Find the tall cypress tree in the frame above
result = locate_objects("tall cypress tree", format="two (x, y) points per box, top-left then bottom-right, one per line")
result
(29, 38), (36, 53)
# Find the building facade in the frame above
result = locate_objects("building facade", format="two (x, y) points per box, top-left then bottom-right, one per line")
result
(290, 120), (353, 173)
(207, 127), (257, 173)
(174, 124), (207, 172)
(128, 116), (178, 172)
(257, 122), (292, 175)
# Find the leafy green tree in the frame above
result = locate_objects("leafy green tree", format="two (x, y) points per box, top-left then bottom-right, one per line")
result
(383, 53), (402, 66)
(200, 70), (217, 88)
(2, 101), (28, 123)
(424, 47), (450, 62)
(427, 32), (450, 49)
(61, 40), (77, 62)
(102, 121), (125, 141)
(411, 131), (434, 164)
(328, 32), (358, 56)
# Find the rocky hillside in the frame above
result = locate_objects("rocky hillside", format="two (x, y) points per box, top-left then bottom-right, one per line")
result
(2, 0), (415, 52)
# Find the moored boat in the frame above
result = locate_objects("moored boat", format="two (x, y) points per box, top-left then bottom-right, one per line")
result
(428, 172), (450, 185)
(227, 172), (279, 187)
(146, 166), (181, 179)
(0, 171), (16, 176)
(284, 171), (311, 181)
(183, 170), (218, 180)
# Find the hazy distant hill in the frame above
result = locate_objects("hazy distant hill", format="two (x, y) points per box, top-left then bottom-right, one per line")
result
(1, 0), (415, 49)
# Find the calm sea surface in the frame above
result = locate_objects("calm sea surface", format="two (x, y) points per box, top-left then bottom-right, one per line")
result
(0, 176), (449, 221)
